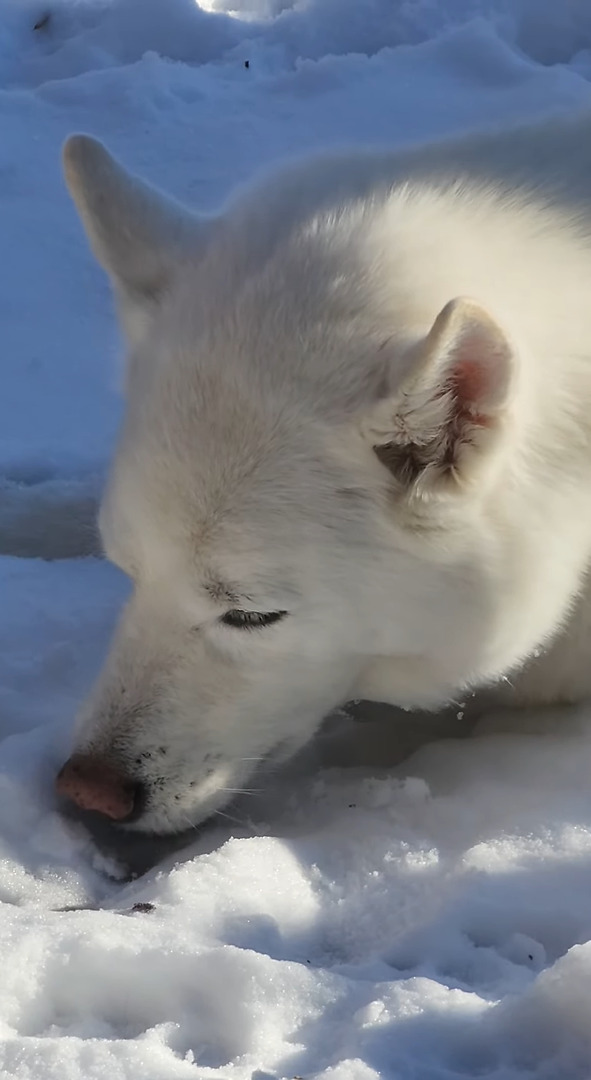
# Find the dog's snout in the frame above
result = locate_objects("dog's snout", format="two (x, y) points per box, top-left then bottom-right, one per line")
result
(56, 753), (142, 822)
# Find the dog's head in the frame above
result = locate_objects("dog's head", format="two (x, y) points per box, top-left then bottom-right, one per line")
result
(56, 137), (516, 834)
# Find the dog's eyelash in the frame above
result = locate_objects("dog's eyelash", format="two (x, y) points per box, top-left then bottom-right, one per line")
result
(221, 609), (287, 630)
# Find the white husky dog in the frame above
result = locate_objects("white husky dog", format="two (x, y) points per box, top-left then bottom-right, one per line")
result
(56, 111), (591, 834)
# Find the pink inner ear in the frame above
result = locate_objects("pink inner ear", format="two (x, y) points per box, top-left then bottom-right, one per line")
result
(449, 315), (510, 422)
(454, 357), (485, 402)
(451, 358), (492, 428)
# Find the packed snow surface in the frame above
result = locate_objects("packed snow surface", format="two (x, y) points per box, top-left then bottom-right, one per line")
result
(2, 1), (591, 1077)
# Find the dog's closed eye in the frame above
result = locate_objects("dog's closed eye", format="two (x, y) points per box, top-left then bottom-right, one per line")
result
(221, 610), (287, 630)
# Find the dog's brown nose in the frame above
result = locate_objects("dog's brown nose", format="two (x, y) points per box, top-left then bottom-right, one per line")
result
(56, 754), (137, 821)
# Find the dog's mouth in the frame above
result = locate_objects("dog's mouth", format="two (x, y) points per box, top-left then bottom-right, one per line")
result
(55, 748), (249, 857)
(56, 774), (256, 878)
(55, 741), (290, 877)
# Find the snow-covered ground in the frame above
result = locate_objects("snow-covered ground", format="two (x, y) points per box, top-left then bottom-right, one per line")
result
(2, 2), (591, 1077)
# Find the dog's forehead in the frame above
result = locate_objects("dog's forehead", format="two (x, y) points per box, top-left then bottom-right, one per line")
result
(101, 438), (312, 609)
(105, 365), (336, 561)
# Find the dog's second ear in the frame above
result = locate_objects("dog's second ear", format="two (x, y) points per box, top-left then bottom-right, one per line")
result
(63, 135), (208, 339)
(362, 297), (515, 500)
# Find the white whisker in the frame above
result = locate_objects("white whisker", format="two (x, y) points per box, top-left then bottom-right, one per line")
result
(214, 808), (260, 835)
(220, 787), (263, 796)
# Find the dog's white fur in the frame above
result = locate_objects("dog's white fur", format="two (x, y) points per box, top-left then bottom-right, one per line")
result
(62, 112), (591, 833)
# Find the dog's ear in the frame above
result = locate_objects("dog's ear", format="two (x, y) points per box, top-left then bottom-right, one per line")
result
(362, 298), (514, 498)
(63, 135), (208, 339)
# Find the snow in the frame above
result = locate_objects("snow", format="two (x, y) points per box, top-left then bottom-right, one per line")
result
(2, 1), (591, 1077)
